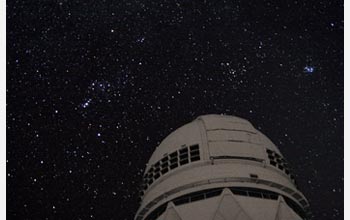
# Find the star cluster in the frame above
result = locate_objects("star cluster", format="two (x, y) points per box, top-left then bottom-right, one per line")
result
(7, 0), (343, 219)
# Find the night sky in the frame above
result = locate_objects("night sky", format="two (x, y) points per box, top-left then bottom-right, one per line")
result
(7, 0), (343, 220)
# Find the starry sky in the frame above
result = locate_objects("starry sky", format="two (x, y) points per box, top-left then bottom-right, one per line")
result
(7, 0), (343, 220)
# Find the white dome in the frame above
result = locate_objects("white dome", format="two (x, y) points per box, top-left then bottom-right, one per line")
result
(146, 114), (281, 171)
(136, 115), (310, 220)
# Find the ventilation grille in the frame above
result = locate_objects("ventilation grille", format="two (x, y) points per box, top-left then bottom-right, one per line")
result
(140, 144), (200, 196)
(266, 149), (296, 183)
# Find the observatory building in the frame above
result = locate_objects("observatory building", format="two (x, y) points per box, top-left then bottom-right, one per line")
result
(135, 115), (310, 220)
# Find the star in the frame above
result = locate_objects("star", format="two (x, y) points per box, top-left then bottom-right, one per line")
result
(303, 66), (315, 74)
(82, 98), (92, 108)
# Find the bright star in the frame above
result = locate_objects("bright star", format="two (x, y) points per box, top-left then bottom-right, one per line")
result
(136, 37), (145, 43)
(303, 66), (315, 74)
(82, 98), (92, 108)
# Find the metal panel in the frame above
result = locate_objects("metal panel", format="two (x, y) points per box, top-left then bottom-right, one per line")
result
(208, 142), (263, 159)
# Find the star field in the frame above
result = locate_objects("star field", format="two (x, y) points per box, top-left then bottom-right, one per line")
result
(7, 0), (343, 219)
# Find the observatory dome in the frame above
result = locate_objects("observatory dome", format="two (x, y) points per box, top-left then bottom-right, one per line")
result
(136, 114), (310, 220)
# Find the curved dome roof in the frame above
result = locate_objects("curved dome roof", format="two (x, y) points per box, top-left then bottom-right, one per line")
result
(137, 114), (309, 220)
(146, 114), (281, 172)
